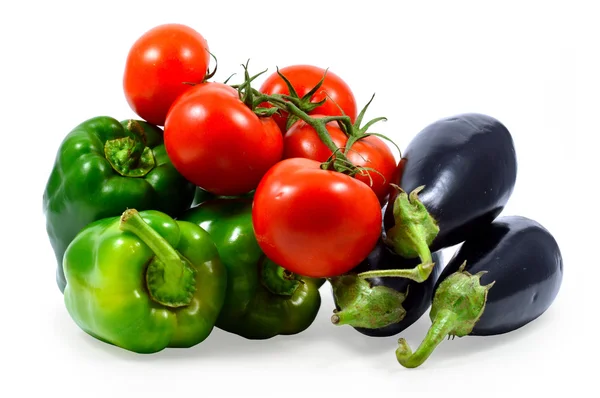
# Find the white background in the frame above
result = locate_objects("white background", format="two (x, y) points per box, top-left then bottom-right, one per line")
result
(1, 1), (597, 397)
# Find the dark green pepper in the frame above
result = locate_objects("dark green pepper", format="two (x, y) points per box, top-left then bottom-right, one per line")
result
(63, 208), (227, 354)
(43, 116), (195, 293)
(180, 197), (323, 339)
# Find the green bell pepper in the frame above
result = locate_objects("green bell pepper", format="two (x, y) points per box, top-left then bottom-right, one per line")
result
(43, 116), (195, 293)
(180, 197), (323, 339)
(63, 208), (227, 354)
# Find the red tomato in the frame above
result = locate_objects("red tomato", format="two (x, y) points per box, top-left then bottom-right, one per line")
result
(167, 81), (238, 111)
(283, 117), (397, 203)
(123, 24), (211, 126)
(252, 158), (382, 278)
(164, 83), (283, 196)
(259, 65), (357, 132)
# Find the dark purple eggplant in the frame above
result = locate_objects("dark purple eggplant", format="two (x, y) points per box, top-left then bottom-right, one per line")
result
(330, 238), (443, 336)
(395, 215), (563, 368)
(375, 113), (517, 283)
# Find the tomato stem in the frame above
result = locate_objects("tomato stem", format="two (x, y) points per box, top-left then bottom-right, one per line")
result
(232, 62), (397, 176)
(285, 102), (348, 157)
(255, 92), (357, 171)
(203, 51), (219, 82)
(341, 94), (403, 158)
(274, 67), (329, 130)
(238, 60), (270, 111)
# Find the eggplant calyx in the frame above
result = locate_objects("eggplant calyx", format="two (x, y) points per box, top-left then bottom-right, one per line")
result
(330, 275), (408, 329)
(395, 262), (495, 368)
(383, 184), (439, 282)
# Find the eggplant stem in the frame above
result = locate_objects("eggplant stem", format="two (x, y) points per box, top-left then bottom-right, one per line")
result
(396, 309), (457, 368)
(395, 265), (494, 368)
(357, 261), (435, 283)
(382, 185), (439, 282)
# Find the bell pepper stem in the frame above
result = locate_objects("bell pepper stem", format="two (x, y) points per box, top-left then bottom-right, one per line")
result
(119, 209), (196, 307)
(105, 120), (155, 177)
(260, 257), (301, 296)
(120, 209), (180, 263)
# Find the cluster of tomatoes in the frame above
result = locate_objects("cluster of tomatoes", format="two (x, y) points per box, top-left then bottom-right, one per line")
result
(122, 23), (400, 279)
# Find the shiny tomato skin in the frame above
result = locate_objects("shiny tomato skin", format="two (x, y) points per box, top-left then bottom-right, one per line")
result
(123, 24), (211, 126)
(259, 65), (357, 132)
(283, 118), (397, 204)
(167, 82), (238, 114)
(164, 87), (283, 196)
(252, 158), (382, 278)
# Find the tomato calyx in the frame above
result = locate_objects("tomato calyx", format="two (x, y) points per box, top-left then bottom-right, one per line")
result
(261, 94), (384, 179)
(229, 62), (400, 183)
(266, 96), (361, 175)
(341, 93), (401, 159)
(318, 152), (383, 189)
(229, 62), (356, 172)
(274, 67), (330, 130)
(231, 61), (281, 118)
(326, 94), (402, 189)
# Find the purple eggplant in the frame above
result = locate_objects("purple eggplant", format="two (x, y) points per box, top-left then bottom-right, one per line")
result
(377, 113), (518, 283)
(330, 238), (443, 336)
(395, 216), (563, 368)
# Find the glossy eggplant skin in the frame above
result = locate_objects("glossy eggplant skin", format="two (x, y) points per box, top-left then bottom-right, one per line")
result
(384, 113), (517, 252)
(337, 240), (444, 337)
(437, 215), (563, 335)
